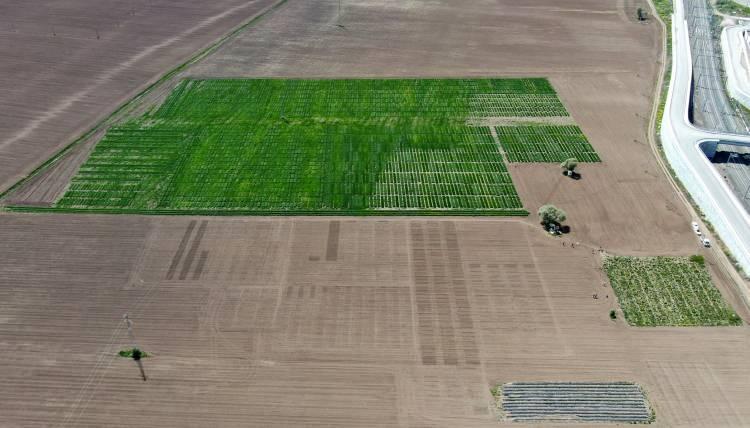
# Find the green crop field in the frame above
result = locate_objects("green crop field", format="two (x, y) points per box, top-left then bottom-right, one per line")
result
(495, 125), (600, 163)
(49, 78), (576, 215)
(604, 256), (742, 327)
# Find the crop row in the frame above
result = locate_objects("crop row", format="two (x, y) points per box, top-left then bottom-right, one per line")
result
(470, 94), (568, 117)
(500, 382), (652, 423)
(603, 256), (741, 326)
(58, 120), (522, 212)
(369, 145), (520, 209)
(369, 194), (521, 210)
(52, 78), (566, 214)
(154, 78), (567, 122)
(495, 125), (600, 162)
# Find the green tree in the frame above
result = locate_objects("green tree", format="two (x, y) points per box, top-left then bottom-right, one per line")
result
(538, 204), (567, 228)
(560, 157), (578, 173)
(131, 348), (143, 361)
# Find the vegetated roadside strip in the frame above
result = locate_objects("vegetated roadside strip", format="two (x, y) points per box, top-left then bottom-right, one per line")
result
(647, 0), (750, 306)
(0, 0), (290, 202)
(714, 0), (750, 17)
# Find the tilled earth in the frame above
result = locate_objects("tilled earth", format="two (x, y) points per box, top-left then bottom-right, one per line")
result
(1, 215), (748, 427)
(0, 0), (281, 193)
(2, 0), (750, 426)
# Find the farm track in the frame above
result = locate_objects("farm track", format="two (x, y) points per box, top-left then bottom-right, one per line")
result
(2, 0), (750, 426)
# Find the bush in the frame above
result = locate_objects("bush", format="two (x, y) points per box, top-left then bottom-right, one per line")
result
(118, 347), (148, 359)
(689, 254), (705, 265)
(609, 310), (617, 320)
(560, 157), (578, 171)
(490, 385), (501, 397)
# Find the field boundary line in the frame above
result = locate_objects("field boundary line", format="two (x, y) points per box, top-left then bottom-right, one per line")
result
(488, 126), (509, 163)
(4, 206), (530, 217)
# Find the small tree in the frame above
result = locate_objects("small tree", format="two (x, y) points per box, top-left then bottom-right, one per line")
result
(131, 348), (143, 361)
(560, 158), (578, 174)
(538, 204), (567, 228)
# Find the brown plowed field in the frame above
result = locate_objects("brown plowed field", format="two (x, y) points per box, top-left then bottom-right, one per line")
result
(2, 0), (750, 426)
(1, 215), (748, 427)
(0, 0), (282, 193)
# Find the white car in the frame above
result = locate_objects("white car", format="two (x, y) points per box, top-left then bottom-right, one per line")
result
(701, 237), (711, 248)
(691, 221), (701, 235)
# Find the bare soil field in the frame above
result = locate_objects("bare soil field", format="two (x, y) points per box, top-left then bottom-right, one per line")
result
(0, 0), (282, 193)
(2, 0), (750, 426)
(0, 214), (748, 427)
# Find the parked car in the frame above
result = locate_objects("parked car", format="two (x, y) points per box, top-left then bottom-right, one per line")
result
(691, 221), (701, 235)
(701, 237), (711, 248)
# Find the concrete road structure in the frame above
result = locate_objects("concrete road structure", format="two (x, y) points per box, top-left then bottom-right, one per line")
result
(685, 0), (747, 133)
(661, 0), (750, 275)
(722, 24), (750, 108)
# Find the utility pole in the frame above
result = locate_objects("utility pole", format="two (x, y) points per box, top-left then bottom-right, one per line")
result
(124, 313), (137, 346)
(124, 314), (147, 381)
(337, 0), (345, 28)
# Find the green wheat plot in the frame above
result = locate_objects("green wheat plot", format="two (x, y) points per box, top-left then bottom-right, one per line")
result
(495, 125), (600, 163)
(55, 78), (581, 214)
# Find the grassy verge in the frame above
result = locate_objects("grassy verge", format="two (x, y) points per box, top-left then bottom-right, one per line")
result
(652, 0), (673, 131)
(604, 256), (742, 326)
(715, 0), (750, 16)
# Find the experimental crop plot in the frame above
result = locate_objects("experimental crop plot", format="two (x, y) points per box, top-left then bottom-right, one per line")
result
(495, 125), (600, 163)
(498, 382), (653, 423)
(52, 78), (573, 215)
(604, 256), (742, 326)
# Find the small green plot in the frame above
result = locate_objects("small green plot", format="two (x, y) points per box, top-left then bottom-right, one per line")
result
(52, 78), (573, 215)
(604, 256), (742, 326)
(495, 125), (600, 163)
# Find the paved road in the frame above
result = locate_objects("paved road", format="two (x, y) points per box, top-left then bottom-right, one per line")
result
(724, 153), (750, 203)
(661, 0), (750, 274)
(686, 0), (748, 132)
